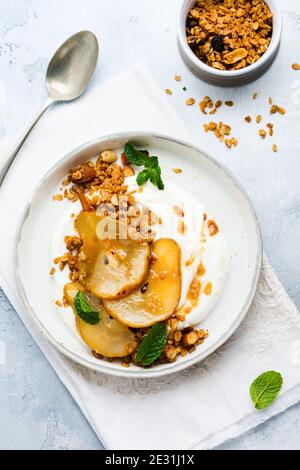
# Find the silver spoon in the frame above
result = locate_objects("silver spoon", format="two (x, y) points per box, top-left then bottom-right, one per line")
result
(0, 30), (99, 185)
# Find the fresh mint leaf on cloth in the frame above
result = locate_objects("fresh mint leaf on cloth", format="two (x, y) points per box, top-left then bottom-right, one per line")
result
(124, 142), (164, 190)
(135, 322), (168, 366)
(74, 291), (100, 325)
(250, 371), (283, 410)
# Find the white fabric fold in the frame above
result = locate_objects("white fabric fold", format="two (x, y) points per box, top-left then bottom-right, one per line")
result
(0, 65), (299, 450)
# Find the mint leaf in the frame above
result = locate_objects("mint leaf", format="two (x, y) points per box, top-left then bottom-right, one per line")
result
(145, 156), (159, 169)
(124, 143), (164, 191)
(74, 291), (100, 325)
(150, 168), (164, 190)
(136, 322), (168, 366)
(124, 142), (149, 166)
(250, 371), (283, 410)
(136, 169), (150, 186)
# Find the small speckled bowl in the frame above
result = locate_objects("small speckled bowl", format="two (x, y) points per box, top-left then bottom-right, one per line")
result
(177, 0), (282, 86)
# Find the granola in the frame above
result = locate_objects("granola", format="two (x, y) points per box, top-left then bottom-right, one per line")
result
(186, 0), (272, 71)
(203, 120), (238, 148)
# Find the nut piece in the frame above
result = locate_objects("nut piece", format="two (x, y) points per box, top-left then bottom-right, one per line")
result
(123, 165), (135, 178)
(111, 194), (118, 206)
(185, 97), (195, 106)
(165, 345), (179, 362)
(245, 116), (252, 123)
(182, 331), (198, 347)
(225, 137), (238, 148)
(259, 129), (267, 139)
(266, 122), (274, 136)
(165, 88), (172, 95)
(121, 152), (130, 165)
(199, 96), (213, 114)
(224, 48), (248, 65)
(71, 163), (97, 183)
(174, 331), (182, 343)
(225, 100), (234, 107)
(256, 115), (262, 124)
(270, 104), (278, 114)
(101, 150), (117, 163)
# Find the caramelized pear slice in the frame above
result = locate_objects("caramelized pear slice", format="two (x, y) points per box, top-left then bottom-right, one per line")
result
(64, 283), (137, 357)
(75, 211), (150, 299)
(104, 238), (182, 328)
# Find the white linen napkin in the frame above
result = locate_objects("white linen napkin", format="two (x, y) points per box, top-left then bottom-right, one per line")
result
(1, 65), (300, 450)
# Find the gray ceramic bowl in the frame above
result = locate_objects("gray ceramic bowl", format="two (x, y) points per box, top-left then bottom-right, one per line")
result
(177, 0), (282, 86)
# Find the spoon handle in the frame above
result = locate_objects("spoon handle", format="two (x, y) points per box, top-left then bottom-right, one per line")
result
(0, 97), (55, 185)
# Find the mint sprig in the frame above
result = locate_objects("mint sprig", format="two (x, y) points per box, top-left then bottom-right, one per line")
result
(135, 322), (168, 367)
(250, 370), (283, 410)
(124, 142), (164, 190)
(74, 291), (100, 325)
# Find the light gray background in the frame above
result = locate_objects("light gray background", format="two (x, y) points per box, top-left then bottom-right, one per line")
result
(0, 0), (299, 450)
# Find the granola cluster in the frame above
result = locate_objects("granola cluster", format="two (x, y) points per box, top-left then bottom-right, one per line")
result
(94, 319), (209, 367)
(186, 0), (272, 71)
(203, 121), (238, 148)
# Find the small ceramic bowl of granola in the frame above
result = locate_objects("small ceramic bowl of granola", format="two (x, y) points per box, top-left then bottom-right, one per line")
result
(177, 0), (282, 86)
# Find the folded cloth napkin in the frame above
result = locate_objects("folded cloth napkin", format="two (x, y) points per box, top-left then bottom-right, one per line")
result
(1, 65), (300, 450)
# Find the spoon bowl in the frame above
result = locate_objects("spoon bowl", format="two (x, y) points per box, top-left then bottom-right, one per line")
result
(47, 31), (99, 101)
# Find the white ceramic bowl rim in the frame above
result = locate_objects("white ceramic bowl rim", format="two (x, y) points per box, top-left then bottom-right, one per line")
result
(177, 0), (282, 77)
(15, 131), (263, 378)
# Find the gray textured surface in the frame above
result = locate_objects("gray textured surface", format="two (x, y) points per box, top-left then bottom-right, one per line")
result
(0, 0), (299, 450)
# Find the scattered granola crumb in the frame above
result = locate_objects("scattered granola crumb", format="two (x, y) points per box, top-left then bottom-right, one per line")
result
(174, 74), (181, 81)
(121, 361), (130, 368)
(52, 194), (63, 202)
(266, 122), (274, 136)
(203, 122), (217, 132)
(50, 267), (56, 276)
(165, 88), (172, 95)
(268, 97), (273, 105)
(55, 300), (63, 307)
(252, 92), (258, 100)
(199, 96), (213, 114)
(256, 115), (262, 124)
(225, 137), (238, 148)
(259, 129), (267, 139)
(245, 116), (252, 123)
(272, 144), (278, 153)
(270, 104), (285, 115)
(203, 121), (237, 148)
(292, 63), (300, 70)
(225, 100), (234, 107)
(185, 97), (195, 105)
(215, 100), (222, 109)
(173, 168), (182, 174)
